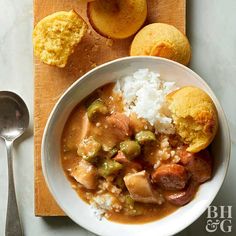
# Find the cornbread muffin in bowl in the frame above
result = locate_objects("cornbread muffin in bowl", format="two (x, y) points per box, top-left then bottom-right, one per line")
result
(167, 87), (218, 153)
(33, 10), (87, 68)
(87, 0), (147, 39)
(130, 23), (191, 65)
(42, 57), (230, 236)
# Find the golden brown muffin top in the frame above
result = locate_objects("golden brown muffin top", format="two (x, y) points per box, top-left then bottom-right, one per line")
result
(130, 23), (191, 65)
(167, 86), (218, 152)
(88, 0), (147, 39)
(33, 10), (87, 68)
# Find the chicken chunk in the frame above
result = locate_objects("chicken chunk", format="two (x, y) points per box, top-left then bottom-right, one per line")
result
(63, 107), (90, 151)
(70, 159), (97, 189)
(129, 113), (153, 134)
(105, 112), (132, 141)
(124, 171), (164, 204)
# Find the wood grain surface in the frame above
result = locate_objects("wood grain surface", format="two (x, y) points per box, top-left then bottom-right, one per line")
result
(34, 0), (186, 216)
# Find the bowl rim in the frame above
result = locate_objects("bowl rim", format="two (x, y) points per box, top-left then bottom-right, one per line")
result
(41, 56), (231, 236)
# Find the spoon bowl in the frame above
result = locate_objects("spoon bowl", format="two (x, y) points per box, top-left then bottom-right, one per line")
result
(0, 91), (29, 141)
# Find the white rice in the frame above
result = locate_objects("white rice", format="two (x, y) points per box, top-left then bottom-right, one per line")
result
(90, 193), (122, 220)
(114, 68), (176, 134)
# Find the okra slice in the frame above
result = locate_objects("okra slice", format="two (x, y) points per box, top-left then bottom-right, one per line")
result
(135, 130), (156, 145)
(120, 140), (141, 160)
(87, 99), (108, 122)
(98, 159), (123, 177)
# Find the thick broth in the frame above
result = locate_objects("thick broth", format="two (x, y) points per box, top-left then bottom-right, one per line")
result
(61, 84), (179, 223)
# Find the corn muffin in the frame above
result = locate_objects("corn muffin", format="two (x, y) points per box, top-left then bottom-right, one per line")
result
(87, 0), (147, 39)
(130, 23), (191, 65)
(33, 10), (87, 68)
(167, 87), (218, 153)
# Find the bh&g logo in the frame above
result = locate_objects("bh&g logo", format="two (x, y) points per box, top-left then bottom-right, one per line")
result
(206, 206), (232, 233)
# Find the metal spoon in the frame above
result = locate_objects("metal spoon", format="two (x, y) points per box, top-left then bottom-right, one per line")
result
(0, 91), (29, 236)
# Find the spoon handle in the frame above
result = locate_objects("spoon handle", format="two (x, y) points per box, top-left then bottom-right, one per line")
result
(5, 140), (23, 236)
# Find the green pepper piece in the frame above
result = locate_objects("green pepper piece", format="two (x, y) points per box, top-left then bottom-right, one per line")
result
(124, 195), (135, 207)
(87, 99), (108, 122)
(123, 195), (144, 216)
(120, 140), (141, 160)
(77, 136), (101, 163)
(135, 130), (156, 145)
(98, 159), (123, 177)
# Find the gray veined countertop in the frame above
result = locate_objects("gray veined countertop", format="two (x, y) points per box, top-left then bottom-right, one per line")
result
(0, 0), (235, 235)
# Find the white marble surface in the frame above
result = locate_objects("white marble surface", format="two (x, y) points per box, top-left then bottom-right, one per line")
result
(0, 0), (235, 235)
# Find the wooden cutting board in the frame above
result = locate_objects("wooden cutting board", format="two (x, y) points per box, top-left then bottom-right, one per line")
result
(34, 0), (186, 216)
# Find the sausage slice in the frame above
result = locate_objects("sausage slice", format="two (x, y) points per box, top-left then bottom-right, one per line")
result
(165, 180), (199, 206)
(152, 164), (189, 190)
(114, 151), (142, 171)
(178, 149), (212, 183)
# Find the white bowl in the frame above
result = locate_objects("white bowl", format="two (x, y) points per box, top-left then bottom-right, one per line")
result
(42, 56), (230, 236)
